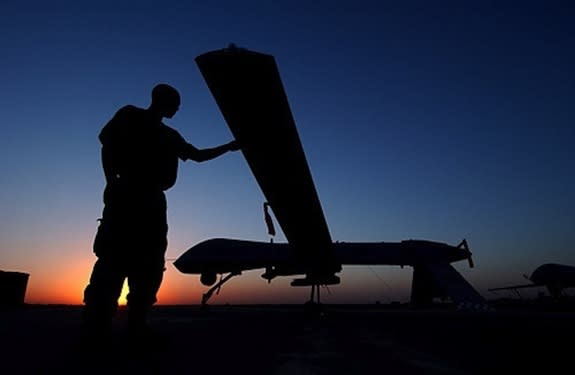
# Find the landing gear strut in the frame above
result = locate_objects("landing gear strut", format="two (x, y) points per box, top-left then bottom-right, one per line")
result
(309, 283), (321, 304)
(304, 284), (327, 314)
(292, 273), (339, 313)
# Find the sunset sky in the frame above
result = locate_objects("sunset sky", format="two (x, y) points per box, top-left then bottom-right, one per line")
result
(1, 1), (573, 305)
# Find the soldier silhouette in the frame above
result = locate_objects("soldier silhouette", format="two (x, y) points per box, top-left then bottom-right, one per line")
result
(82, 83), (239, 342)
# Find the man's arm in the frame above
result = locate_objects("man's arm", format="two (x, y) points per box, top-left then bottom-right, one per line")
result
(182, 140), (240, 162)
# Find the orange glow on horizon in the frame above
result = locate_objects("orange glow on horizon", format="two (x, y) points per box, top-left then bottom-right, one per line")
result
(21, 245), (414, 306)
(24, 254), (94, 305)
(9, 233), (415, 306)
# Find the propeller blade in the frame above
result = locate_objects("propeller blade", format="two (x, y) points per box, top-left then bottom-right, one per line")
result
(468, 255), (474, 268)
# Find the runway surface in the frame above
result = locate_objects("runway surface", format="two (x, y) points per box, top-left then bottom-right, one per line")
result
(1, 302), (572, 374)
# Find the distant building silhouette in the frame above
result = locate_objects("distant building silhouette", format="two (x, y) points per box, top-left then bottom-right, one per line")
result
(0, 270), (29, 306)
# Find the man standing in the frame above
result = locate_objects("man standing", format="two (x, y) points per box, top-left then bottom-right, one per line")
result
(82, 83), (239, 340)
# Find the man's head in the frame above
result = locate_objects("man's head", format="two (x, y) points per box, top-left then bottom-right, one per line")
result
(150, 83), (181, 119)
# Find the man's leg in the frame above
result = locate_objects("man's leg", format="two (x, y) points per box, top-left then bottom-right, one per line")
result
(82, 256), (126, 337)
(124, 190), (168, 337)
(125, 255), (165, 335)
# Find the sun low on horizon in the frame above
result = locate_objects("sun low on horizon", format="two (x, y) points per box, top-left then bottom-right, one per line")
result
(118, 280), (129, 306)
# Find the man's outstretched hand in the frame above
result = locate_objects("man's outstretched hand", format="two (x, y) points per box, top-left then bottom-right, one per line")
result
(227, 140), (241, 152)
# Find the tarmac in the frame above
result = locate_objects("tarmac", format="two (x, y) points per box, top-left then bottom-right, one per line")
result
(0, 301), (573, 374)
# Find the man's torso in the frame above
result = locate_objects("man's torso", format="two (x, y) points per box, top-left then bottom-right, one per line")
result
(99, 105), (187, 191)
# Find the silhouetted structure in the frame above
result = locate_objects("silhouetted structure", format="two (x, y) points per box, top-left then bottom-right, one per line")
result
(0, 270), (29, 306)
(82, 83), (239, 341)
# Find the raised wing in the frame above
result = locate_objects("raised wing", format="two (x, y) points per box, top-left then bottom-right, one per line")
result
(195, 45), (341, 281)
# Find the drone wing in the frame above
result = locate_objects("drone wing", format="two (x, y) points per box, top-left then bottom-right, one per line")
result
(196, 46), (341, 282)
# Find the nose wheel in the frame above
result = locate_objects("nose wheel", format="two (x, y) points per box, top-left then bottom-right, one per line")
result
(200, 271), (240, 310)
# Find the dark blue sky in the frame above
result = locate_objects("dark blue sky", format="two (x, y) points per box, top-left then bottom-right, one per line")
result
(1, 1), (573, 304)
